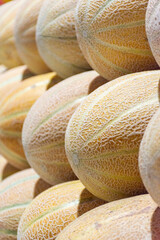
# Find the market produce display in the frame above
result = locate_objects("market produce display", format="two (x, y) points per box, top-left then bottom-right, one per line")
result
(0, 1), (23, 68)
(22, 71), (107, 185)
(14, 0), (50, 74)
(18, 180), (105, 240)
(0, 72), (61, 170)
(0, 0), (160, 239)
(0, 169), (51, 240)
(36, 0), (91, 78)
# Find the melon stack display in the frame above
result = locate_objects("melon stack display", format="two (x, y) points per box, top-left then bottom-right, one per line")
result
(1, 0), (160, 239)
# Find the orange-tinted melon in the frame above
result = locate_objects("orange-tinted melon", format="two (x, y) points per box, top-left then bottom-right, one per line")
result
(0, 155), (19, 182)
(14, 0), (50, 74)
(56, 194), (160, 240)
(0, 72), (61, 169)
(36, 0), (91, 79)
(17, 180), (105, 240)
(75, 0), (158, 80)
(0, 168), (50, 240)
(0, 1), (23, 68)
(22, 71), (107, 185)
(65, 71), (160, 202)
(139, 107), (160, 206)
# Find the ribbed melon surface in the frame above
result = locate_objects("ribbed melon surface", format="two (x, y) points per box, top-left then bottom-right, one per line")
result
(0, 1), (23, 68)
(36, 0), (91, 79)
(0, 65), (33, 101)
(56, 194), (160, 240)
(14, 0), (50, 74)
(139, 107), (160, 207)
(0, 72), (61, 170)
(0, 168), (50, 240)
(17, 180), (105, 240)
(146, 0), (160, 67)
(75, 0), (158, 80)
(65, 71), (160, 202)
(22, 71), (107, 185)
(0, 155), (19, 182)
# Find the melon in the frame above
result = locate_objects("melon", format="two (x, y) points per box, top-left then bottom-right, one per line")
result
(75, 0), (159, 80)
(65, 70), (160, 202)
(139, 107), (160, 206)
(22, 71), (107, 185)
(0, 65), (7, 74)
(0, 155), (19, 182)
(146, 0), (160, 68)
(56, 194), (160, 240)
(0, 65), (33, 101)
(36, 0), (91, 79)
(17, 180), (105, 240)
(0, 168), (50, 240)
(14, 0), (50, 74)
(0, 1), (23, 68)
(0, 72), (61, 170)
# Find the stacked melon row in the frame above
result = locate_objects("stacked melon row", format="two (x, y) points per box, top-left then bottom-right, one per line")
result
(0, 0), (160, 239)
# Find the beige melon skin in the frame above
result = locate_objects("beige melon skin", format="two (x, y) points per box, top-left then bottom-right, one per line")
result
(0, 72), (61, 170)
(14, 0), (50, 74)
(75, 0), (159, 81)
(0, 155), (19, 182)
(56, 194), (160, 240)
(146, 0), (160, 67)
(36, 0), (91, 79)
(0, 65), (33, 101)
(22, 71), (107, 185)
(0, 168), (50, 240)
(17, 180), (105, 240)
(139, 107), (160, 207)
(65, 71), (160, 202)
(0, 1), (23, 69)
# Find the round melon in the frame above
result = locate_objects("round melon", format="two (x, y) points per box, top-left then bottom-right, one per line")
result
(56, 194), (160, 240)
(65, 70), (160, 202)
(75, 0), (159, 80)
(0, 72), (61, 170)
(14, 0), (50, 74)
(22, 71), (107, 185)
(17, 180), (105, 240)
(0, 65), (33, 101)
(146, 0), (160, 68)
(0, 1), (23, 68)
(0, 65), (7, 74)
(139, 107), (160, 206)
(0, 155), (19, 182)
(0, 168), (50, 240)
(36, 0), (91, 79)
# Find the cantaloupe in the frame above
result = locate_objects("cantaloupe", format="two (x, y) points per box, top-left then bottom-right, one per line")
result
(36, 0), (91, 79)
(17, 180), (105, 240)
(56, 194), (160, 240)
(146, 0), (160, 68)
(0, 65), (7, 74)
(14, 0), (50, 74)
(139, 107), (160, 206)
(0, 168), (50, 240)
(0, 1), (23, 68)
(0, 72), (61, 170)
(0, 65), (33, 101)
(0, 155), (19, 182)
(22, 71), (107, 185)
(75, 0), (159, 80)
(65, 71), (160, 202)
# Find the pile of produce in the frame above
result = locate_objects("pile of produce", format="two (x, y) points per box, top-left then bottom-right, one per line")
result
(0, 0), (160, 239)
